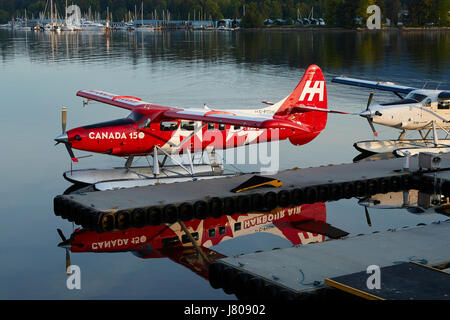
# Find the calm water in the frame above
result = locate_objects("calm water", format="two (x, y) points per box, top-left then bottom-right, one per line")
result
(0, 29), (449, 299)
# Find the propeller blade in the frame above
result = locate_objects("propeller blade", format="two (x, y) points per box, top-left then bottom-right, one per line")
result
(367, 118), (378, 137)
(366, 91), (374, 111)
(57, 228), (67, 242)
(364, 207), (372, 227)
(66, 249), (71, 276)
(65, 143), (78, 162)
(62, 107), (67, 134)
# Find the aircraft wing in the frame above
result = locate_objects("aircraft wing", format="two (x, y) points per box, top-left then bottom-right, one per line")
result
(162, 109), (313, 132)
(77, 90), (312, 131)
(332, 77), (416, 94)
(77, 89), (160, 111)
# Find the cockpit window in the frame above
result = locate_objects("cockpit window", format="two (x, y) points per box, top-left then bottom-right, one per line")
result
(406, 93), (427, 103)
(141, 118), (151, 129)
(127, 112), (146, 123)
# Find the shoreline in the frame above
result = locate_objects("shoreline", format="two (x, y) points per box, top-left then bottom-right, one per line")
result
(244, 26), (450, 32)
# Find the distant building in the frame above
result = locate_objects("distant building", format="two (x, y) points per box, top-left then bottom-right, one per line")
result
(217, 19), (239, 29)
(398, 9), (409, 25)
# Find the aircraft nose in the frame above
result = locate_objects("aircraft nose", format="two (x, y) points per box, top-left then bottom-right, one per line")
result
(57, 240), (71, 249)
(54, 133), (68, 143)
(360, 109), (382, 118)
(360, 110), (371, 118)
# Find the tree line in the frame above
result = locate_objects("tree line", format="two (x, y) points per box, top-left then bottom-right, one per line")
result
(0, 0), (448, 27)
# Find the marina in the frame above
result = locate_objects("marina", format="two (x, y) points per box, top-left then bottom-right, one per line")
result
(0, 25), (448, 300)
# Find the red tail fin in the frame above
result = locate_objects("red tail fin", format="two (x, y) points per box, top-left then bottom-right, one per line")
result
(275, 65), (328, 136)
(276, 64), (327, 116)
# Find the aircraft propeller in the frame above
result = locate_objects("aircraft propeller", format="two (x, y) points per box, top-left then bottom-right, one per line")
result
(363, 91), (378, 137)
(55, 107), (78, 162)
(357, 197), (373, 227)
(57, 228), (72, 276)
(364, 206), (372, 227)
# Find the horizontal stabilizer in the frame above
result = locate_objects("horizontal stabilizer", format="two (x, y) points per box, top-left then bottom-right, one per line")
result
(291, 220), (349, 239)
(292, 105), (352, 115)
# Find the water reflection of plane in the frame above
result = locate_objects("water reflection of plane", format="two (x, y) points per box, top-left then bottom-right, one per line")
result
(353, 151), (396, 163)
(358, 189), (450, 216)
(57, 203), (348, 281)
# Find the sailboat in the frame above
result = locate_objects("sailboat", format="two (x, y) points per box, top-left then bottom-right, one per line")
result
(61, 0), (74, 31)
(135, 2), (154, 32)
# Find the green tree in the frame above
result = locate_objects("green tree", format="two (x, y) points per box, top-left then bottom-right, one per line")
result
(324, 0), (344, 26)
(409, 0), (433, 26)
(240, 2), (263, 27)
(437, 0), (450, 26)
(0, 8), (9, 23)
(385, 0), (401, 25)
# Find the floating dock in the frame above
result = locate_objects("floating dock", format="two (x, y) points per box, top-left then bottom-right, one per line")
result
(54, 153), (450, 232)
(53, 152), (450, 300)
(208, 220), (450, 300)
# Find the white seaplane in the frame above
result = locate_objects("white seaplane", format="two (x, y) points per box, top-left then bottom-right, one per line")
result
(358, 189), (450, 217)
(332, 77), (450, 157)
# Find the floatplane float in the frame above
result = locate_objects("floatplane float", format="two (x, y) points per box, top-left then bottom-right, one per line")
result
(332, 76), (450, 157)
(56, 65), (344, 190)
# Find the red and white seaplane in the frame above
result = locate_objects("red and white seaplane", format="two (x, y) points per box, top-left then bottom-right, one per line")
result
(55, 65), (343, 188)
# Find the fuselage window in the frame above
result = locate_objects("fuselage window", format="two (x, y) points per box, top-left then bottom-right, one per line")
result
(438, 100), (450, 110)
(160, 121), (179, 131)
(208, 228), (216, 238)
(219, 124), (226, 131)
(161, 237), (179, 248)
(181, 121), (195, 131)
(191, 232), (199, 241)
(207, 123), (215, 131)
(234, 222), (241, 232)
(234, 125), (241, 130)
(218, 226), (226, 235)
(181, 232), (200, 244)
